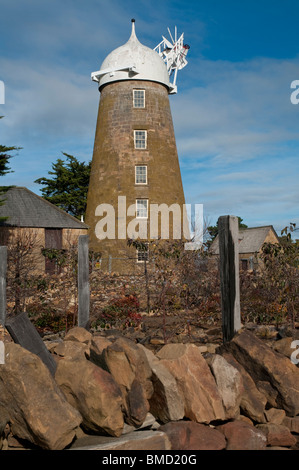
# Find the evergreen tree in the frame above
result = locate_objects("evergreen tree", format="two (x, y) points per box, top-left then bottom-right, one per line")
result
(0, 117), (19, 178)
(34, 153), (91, 219)
(0, 116), (20, 221)
(0, 144), (15, 176)
(207, 216), (248, 245)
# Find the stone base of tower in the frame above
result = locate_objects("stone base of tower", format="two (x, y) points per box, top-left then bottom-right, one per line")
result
(88, 238), (142, 274)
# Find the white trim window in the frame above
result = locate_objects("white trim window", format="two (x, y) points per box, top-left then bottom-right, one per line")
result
(134, 130), (147, 149)
(133, 89), (145, 108)
(135, 165), (147, 184)
(137, 246), (149, 263)
(136, 199), (148, 219)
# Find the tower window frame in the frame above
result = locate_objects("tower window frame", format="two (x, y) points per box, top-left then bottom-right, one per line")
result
(133, 89), (145, 108)
(137, 244), (149, 263)
(134, 130), (147, 149)
(136, 199), (148, 219)
(135, 165), (147, 185)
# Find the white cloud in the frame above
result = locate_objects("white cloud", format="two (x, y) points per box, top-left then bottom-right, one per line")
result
(172, 56), (299, 166)
(0, 58), (98, 145)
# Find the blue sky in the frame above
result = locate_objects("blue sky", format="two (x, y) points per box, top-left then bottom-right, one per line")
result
(0, 0), (299, 236)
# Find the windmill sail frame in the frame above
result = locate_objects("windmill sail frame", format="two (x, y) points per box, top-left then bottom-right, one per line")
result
(154, 27), (190, 94)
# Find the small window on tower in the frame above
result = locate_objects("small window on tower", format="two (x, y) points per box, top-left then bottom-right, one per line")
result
(136, 199), (148, 218)
(134, 130), (147, 149)
(135, 165), (147, 184)
(137, 245), (149, 263)
(133, 89), (145, 108)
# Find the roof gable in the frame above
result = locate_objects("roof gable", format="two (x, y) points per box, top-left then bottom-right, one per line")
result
(210, 225), (279, 255)
(0, 187), (89, 229)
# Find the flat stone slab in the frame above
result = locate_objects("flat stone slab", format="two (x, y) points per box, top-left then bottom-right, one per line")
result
(70, 430), (171, 450)
(122, 413), (159, 434)
(5, 312), (57, 376)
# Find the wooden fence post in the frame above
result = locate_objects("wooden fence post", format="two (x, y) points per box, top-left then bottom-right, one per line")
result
(218, 215), (241, 343)
(78, 235), (90, 330)
(0, 246), (7, 327)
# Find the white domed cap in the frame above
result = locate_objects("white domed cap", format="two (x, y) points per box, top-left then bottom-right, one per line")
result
(92, 20), (170, 90)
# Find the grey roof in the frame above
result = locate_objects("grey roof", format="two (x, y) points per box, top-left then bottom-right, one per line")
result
(0, 187), (89, 229)
(210, 225), (279, 255)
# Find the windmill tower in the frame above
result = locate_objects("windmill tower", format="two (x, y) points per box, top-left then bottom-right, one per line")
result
(85, 19), (190, 271)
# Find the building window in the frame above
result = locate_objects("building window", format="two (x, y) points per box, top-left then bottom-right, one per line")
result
(241, 259), (248, 271)
(45, 229), (62, 275)
(136, 199), (148, 218)
(133, 89), (145, 108)
(134, 130), (147, 149)
(135, 165), (147, 184)
(137, 246), (149, 263)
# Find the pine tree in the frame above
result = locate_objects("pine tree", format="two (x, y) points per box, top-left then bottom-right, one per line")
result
(0, 117), (19, 178)
(0, 116), (20, 221)
(207, 217), (248, 246)
(34, 153), (91, 219)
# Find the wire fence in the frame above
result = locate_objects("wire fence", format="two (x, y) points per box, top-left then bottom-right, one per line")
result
(1, 226), (298, 333)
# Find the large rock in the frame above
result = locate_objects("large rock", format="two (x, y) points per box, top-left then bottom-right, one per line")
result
(283, 416), (299, 433)
(125, 379), (150, 427)
(256, 380), (279, 408)
(206, 354), (243, 419)
(55, 357), (124, 437)
(64, 326), (92, 345)
(265, 408), (286, 425)
(0, 342), (82, 450)
(101, 337), (153, 394)
(221, 352), (267, 422)
(89, 336), (112, 368)
(222, 330), (299, 416)
(157, 343), (225, 423)
(102, 341), (135, 390)
(159, 421), (226, 450)
(139, 345), (185, 423)
(112, 337), (153, 399)
(122, 413), (159, 434)
(273, 337), (295, 359)
(100, 337), (153, 427)
(218, 420), (267, 450)
(52, 340), (89, 360)
(256, 423), (297, 447)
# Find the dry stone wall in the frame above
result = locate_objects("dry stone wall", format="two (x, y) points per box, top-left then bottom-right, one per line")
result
(1, 326), (299, 450)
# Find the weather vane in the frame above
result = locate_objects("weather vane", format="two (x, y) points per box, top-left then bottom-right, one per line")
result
(154, 27), (190, 94)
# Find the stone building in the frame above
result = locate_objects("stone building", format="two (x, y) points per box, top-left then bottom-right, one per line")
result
(85, 20), (189, 272)
(210, 225), (280, 270)
(0, 187), (88, 274)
